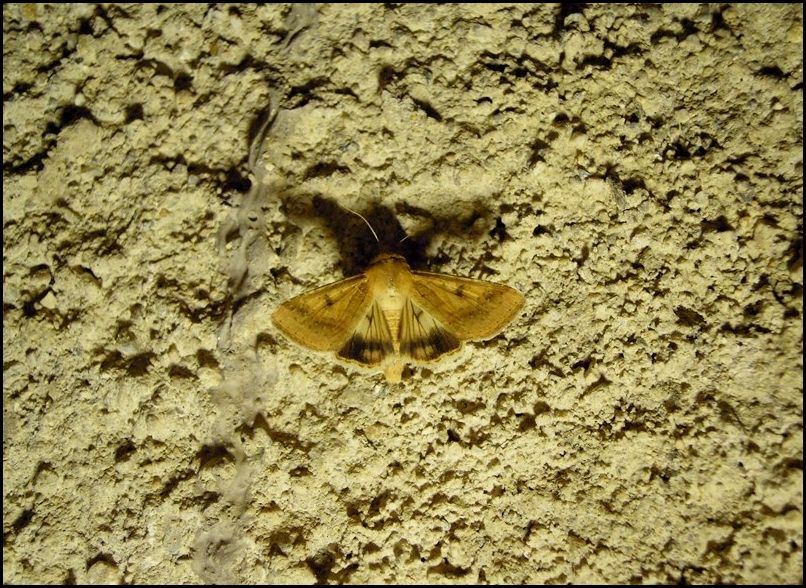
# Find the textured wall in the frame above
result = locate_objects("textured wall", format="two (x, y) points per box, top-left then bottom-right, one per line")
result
(3, 3), (802, 584)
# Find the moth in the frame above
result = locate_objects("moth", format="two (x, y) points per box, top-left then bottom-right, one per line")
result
(272, 238), (524, 382)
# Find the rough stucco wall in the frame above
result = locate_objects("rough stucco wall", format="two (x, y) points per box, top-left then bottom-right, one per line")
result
(2, 3), (802, 584)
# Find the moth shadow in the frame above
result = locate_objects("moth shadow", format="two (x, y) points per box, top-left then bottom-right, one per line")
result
(281, 193), (500, 277)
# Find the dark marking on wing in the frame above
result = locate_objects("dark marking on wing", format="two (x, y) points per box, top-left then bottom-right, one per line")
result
(338, 334), (391, 365)
(401, 327), (459, 361)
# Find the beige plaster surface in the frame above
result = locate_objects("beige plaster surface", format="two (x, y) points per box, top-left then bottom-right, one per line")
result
(3, 3), (803, 584)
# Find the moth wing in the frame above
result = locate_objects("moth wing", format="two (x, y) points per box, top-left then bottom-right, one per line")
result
(399, 298), (461, 363)
(409, 271), (524, 341)
(337, 301), (395, 367)
(272, 275), (371, 351)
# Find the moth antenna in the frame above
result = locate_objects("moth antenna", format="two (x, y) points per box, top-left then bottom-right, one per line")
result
(345, 208), (380, 244)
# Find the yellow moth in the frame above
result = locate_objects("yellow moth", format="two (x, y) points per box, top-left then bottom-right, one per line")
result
(272, 237), (524, 382)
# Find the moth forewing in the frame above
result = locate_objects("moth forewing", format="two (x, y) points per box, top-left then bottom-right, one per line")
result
(271, 274), (372, 351)
(408, 272), (525, 340)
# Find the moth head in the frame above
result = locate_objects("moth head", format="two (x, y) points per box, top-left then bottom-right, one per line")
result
(368, 252), (408, 267)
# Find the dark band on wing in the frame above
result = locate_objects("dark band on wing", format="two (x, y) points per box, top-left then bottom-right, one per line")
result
(338, 333), (392, 365)
(401, 327), (459, 361)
